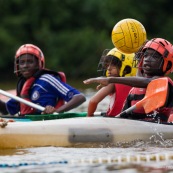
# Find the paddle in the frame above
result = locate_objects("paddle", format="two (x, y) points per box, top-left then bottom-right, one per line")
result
(0, 89), (105, 118)
(0, 89), (45, 111)
(118, 77), (169, 117)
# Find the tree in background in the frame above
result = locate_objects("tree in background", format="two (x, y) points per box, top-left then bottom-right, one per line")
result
(0, 0), (172, 83)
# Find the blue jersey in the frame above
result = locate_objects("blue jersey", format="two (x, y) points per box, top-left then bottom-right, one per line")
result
(6, 74), (81, 115)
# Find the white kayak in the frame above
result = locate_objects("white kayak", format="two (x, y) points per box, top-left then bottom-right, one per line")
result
(0, 78), (171, 149)
(0, 117), (173, 149)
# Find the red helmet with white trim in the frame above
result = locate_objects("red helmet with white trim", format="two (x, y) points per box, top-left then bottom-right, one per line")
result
(136, 38), (173, 75)
(14, 44), (45, 76)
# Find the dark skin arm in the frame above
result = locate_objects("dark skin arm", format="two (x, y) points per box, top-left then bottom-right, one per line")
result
(83, 76), (159, 88)
(43, 94), (86, 114)
(0, 94), (86, 115)
(55, 94), (86, 113)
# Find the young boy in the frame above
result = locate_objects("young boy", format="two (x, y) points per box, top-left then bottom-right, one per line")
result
(87, 48), (136, 117)
(84, 38), (173, 122)
(0, 44), (86, 116)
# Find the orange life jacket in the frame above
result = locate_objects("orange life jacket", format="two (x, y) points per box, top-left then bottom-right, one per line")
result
(122, 77), (173, 121)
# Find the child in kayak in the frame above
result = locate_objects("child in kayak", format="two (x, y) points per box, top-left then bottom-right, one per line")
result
(87, 48), (136, 117)
(0, 44), (86, 116)
(84, 38), (173, 122)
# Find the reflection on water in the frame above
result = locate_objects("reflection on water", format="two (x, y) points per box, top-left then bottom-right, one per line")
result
(0, 89), (173, 172)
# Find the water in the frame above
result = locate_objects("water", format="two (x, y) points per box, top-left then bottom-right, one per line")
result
(1, 146), (173, 173)
(1, 89), (173, 173)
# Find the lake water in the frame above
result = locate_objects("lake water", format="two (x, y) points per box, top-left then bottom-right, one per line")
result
(1, 89), (173, 173)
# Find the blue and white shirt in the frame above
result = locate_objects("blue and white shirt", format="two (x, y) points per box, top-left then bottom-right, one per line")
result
(6, 74), (81, 115)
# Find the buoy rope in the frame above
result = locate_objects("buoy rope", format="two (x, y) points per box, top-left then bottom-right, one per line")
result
(0, 161), (68, 168)
(1, 153), (173, 168)
(72, 153), (173, 164)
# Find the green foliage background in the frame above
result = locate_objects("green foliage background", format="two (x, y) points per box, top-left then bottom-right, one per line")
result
(0, 0), (173, 89)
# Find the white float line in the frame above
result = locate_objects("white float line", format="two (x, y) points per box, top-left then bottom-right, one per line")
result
(1, 153), (173, 168)
(70, 153), (173, 164)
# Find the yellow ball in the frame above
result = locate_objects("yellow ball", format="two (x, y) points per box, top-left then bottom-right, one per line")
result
(112, 18), (147, 54)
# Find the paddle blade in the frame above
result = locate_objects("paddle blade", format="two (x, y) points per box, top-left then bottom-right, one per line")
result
(136, 77), (168, 113)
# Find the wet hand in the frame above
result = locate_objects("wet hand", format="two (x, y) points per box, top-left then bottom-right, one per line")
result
(42, 105), (56, 114)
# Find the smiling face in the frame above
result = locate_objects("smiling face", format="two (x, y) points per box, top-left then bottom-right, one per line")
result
(18, 54), (39, 78)
(142, 48), (164, 77)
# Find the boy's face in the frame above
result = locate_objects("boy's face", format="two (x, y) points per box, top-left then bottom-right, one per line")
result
(102, 55), (122, 77)
(18, 54), (39, 78)
(142, 49), (164, 76)
(106, 64), (120, 77)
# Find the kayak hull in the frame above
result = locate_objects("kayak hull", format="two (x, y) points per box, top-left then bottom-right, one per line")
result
(0, 117), (173, 149)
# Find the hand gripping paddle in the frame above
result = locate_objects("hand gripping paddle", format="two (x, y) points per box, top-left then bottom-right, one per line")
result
(118, 77), (169, 117)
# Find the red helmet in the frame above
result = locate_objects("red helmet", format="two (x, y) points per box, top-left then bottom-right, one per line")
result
(14, 44), (45, 76)
(137, 38), (173, 75)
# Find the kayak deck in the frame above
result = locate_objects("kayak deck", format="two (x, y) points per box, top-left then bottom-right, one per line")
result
(0, 117), (173, 149)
